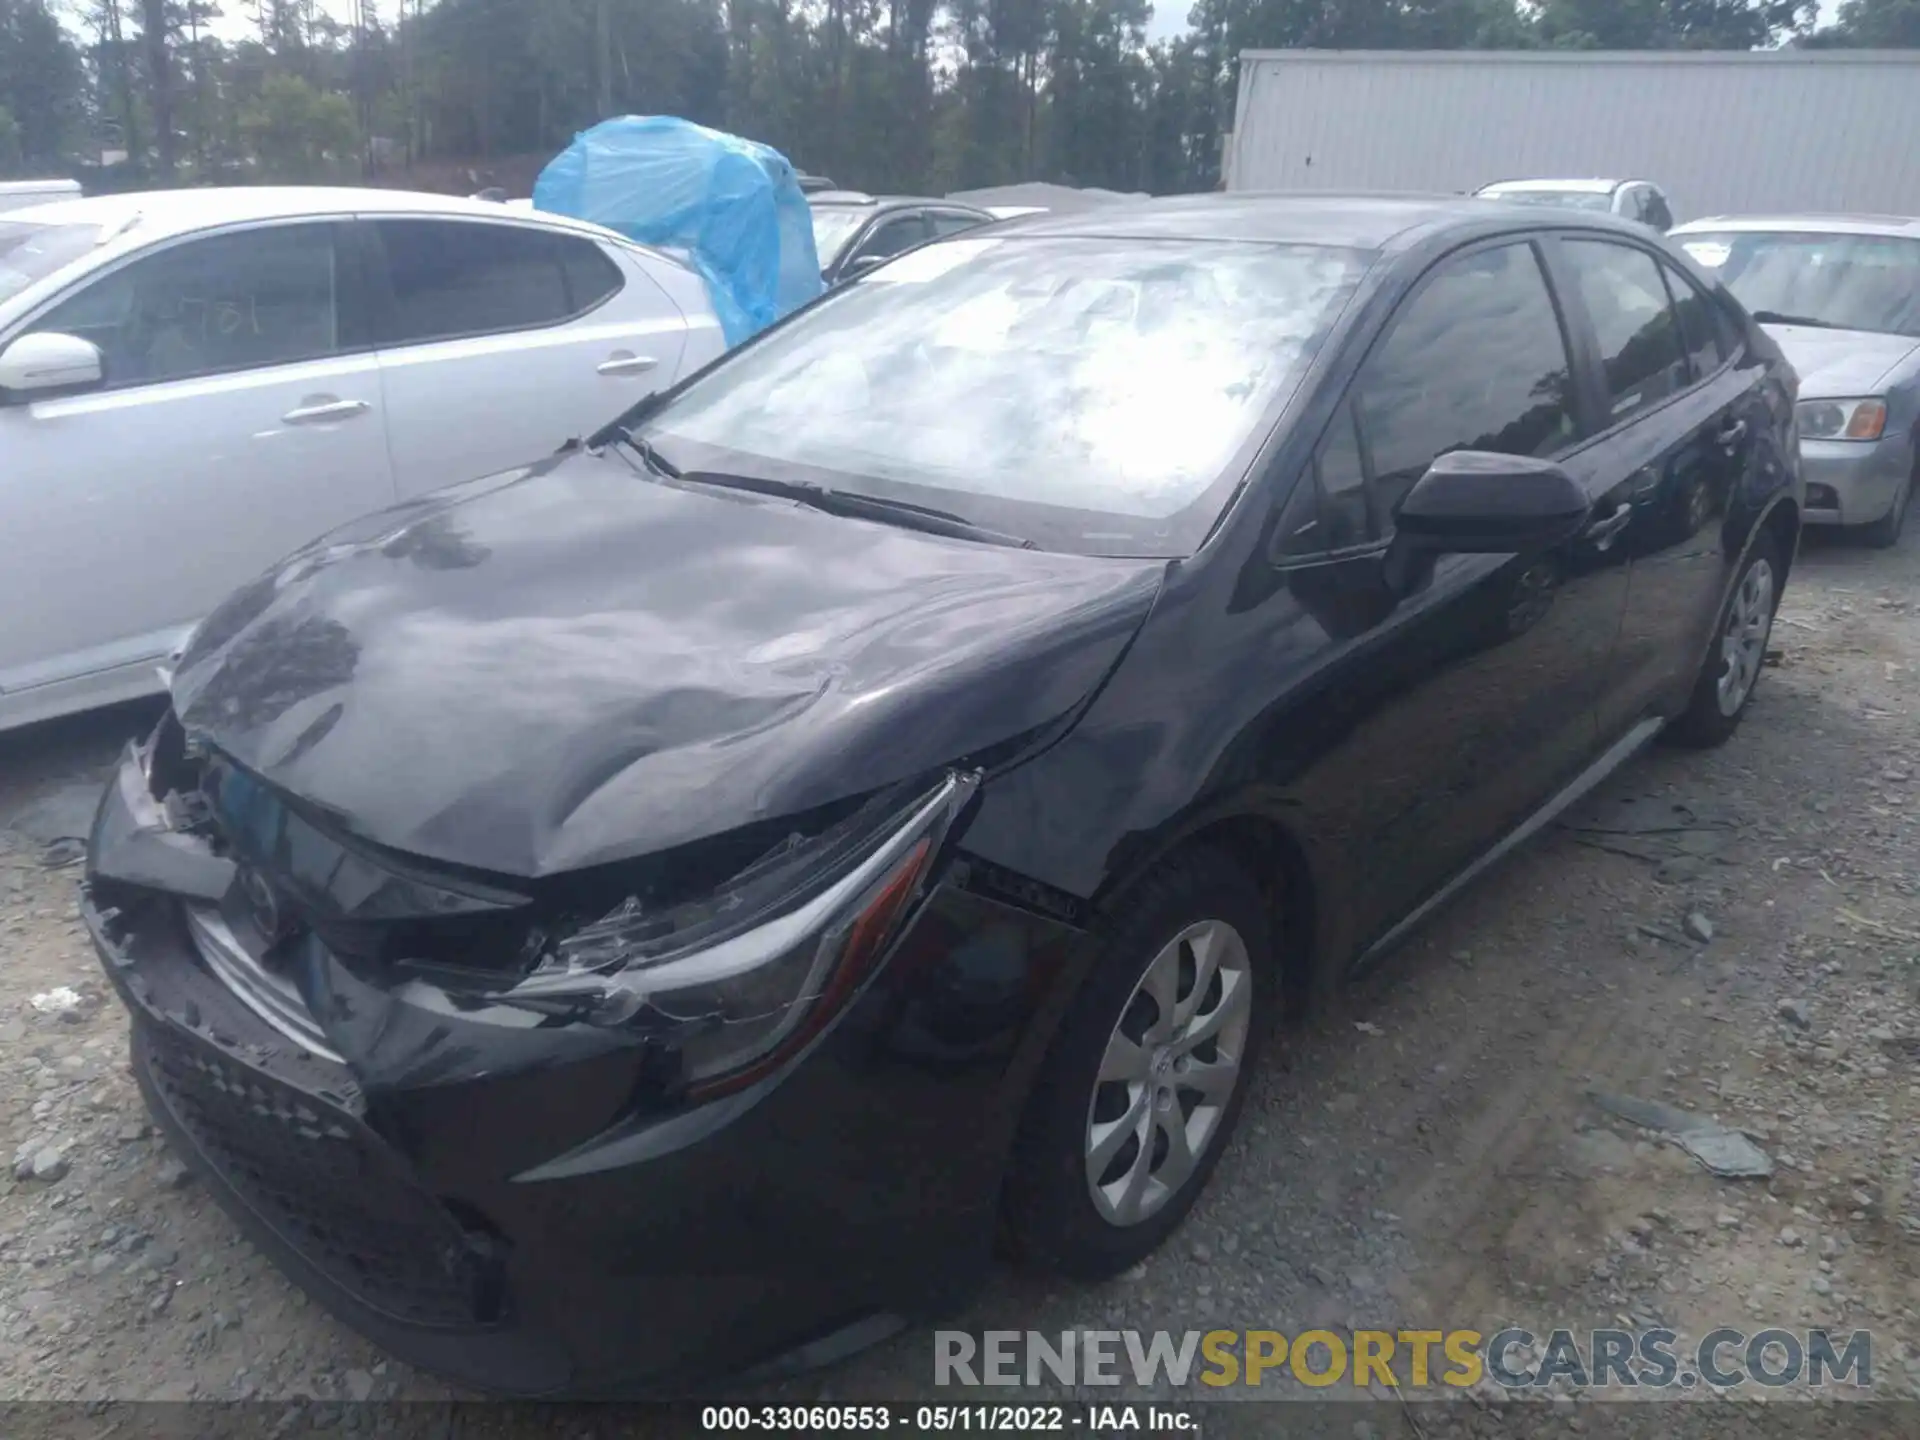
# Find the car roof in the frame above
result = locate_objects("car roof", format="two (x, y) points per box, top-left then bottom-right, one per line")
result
(977, 191), (1624, 252)
(1479, 178), (1629, 195)
(1672, 213), (1920, 239)
(3, 185), (634, 249)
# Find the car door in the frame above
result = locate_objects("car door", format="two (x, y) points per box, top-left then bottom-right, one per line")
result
(0, 219), (395, 696)
(1551, 235), (1766, 734)
(1266, 236), (1634, 946)
(364, 216), (690, 497)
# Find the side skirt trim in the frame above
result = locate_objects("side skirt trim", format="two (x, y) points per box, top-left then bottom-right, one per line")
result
(1351, 715), (1666, 975)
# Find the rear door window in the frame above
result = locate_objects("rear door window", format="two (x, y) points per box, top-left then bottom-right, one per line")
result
(1658, 256), (1727, 382)
(1561, 239), (1691, 424)
(373, 220), (624, 346)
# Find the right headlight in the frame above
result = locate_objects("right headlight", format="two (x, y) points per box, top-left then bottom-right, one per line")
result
(1797, 397), (1888, 442)
(499, 770), (980, 1096)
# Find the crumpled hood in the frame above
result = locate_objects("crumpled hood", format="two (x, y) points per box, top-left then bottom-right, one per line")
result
(169, 450), (1166, 878)
(1764, 323), (1920, 398)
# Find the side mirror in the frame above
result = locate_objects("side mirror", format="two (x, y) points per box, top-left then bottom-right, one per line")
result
(840, 252), (888, 282)
(0, 332), (105, 403)
(1395, 450), (1591, 555)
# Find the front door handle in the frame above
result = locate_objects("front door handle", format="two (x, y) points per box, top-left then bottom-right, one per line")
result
(597, 354), (659, 377)
(1584, 502), (1634, 546)
(1715, 417), (1748, 449)
(282, 398), (371, 424)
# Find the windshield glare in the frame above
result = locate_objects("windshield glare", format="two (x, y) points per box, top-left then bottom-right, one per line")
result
(0, 222), (100, 305)
(1676, 231), (1920, 339)
(646, 235), (1367, 556)
(809, 207), (869, 266)
(1483, 189), (1614, 213)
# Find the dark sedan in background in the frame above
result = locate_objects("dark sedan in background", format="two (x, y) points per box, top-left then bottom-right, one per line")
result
(84, 194), (1800, 1396)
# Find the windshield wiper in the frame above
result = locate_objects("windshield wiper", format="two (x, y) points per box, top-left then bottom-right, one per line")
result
(611, 430), (682, 478)
(677, 470), (1037, 549)
(1750, 310), (1840, 330)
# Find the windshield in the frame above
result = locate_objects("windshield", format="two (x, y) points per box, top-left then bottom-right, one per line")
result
(809, 207), (870, 267)
(1674, 231), (1920, 339)
(643, 235), (1368, 557)
(1481, 188), (1614, 213)
(0, 222), (100, 305)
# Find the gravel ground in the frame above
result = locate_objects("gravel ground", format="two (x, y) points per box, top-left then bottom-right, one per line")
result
(1, 534), (1917, 1433)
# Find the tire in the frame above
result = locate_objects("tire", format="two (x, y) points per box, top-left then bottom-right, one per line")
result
(1003, 848), (1270, 1280)
(1666, 531), (1783, 749)
(1859, 471), (1912, 550)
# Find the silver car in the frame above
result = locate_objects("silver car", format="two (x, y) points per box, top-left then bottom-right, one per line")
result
(1474, 178), (1675, 233)
(1671, 215), (1920, 546)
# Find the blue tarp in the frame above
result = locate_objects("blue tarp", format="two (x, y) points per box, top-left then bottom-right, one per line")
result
(533, 116), (822, 347)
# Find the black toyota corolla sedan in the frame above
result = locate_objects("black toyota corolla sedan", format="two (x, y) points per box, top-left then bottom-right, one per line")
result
(83, 195), (1801, 1396)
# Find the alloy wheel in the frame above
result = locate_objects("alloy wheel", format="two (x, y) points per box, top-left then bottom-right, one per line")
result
(1716, 557), (1774, 717)
(1084, 919), (1252, 1226)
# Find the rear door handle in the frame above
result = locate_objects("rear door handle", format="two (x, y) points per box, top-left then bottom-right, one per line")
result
(1584, 502), (1634, 546)
(282, 398), (371, 424)
(597, 354), (659, 377)
(1715, 417), (1748, 448)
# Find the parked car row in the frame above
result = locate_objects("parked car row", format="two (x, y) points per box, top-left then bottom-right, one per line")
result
(73, 188), (1819, 1396)
(3, 162), (1912, 1396)
(474, 182), (1006, 291)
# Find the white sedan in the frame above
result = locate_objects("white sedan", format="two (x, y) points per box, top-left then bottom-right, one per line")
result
(0, 187), (725, 732)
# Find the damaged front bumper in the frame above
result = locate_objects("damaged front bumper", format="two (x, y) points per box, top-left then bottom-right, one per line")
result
(84, 733), (1087, 1396)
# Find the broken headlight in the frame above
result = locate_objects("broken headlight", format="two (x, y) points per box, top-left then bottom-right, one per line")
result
(502, 770), (979, 1095)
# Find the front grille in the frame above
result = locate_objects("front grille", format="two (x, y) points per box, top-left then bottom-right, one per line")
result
(136, 1022), (501, 1328)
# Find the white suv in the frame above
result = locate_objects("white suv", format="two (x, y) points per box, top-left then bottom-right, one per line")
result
(0, 187), (725, 732)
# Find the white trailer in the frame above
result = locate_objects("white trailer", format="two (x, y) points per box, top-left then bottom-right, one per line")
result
(1224, 49), (1920, 222)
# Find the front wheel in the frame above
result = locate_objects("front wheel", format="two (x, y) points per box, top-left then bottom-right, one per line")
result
(1003, 849), (1269, 1279)
(1667, 533), (1781, 749)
